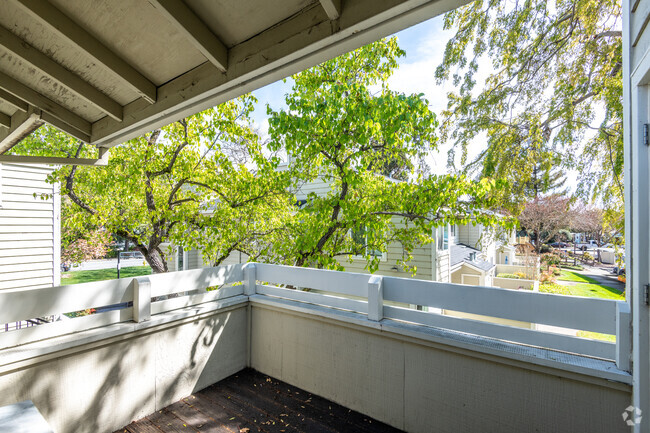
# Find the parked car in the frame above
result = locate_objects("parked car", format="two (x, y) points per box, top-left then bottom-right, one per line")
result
(550, 242), (569, 248)
(613, 266), (626, 276)
(576, 240), (599, 251)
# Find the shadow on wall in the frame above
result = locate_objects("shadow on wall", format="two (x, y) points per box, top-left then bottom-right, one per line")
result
(1, 306), (247, 433)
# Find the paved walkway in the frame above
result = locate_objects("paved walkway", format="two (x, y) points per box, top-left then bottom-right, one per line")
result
(70, 258), (147, 271)
(571, 265), (625, 292)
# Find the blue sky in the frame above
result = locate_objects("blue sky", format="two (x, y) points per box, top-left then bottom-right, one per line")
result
(248, 15), (471, 174)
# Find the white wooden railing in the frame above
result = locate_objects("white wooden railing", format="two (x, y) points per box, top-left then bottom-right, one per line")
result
(0, 263), (631, 371)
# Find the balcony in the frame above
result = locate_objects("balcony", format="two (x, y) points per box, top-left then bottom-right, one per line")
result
(0, 263), (631, 432)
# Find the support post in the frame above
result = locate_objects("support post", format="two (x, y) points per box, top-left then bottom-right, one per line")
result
(616, 301), (632, 372)
(133, 277), (151, 323)
(367, 275), (383, 321)
(244, 263), (256, 296)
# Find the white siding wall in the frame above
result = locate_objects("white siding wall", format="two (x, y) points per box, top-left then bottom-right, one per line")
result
(0, 164), (59, 290)
(294, 177), (331, 200)
(342, 218), (433, 280)
(435, 250), (450, 283)
(457, 223), (482, 248)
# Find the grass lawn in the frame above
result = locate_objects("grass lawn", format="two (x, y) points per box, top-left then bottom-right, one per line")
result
(539, 282), (624, 300)
(61, 266), (152, 285)
(557, 270), (600, 284)
(539, 280), (622, 342)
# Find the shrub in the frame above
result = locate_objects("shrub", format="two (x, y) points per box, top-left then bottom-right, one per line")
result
(550, 266), (561, 276)
(539, 271), (556, 284)
(583, 252), (594, 262)
(497, 273), (522, 279)
(538, 283), (571, 295)
(541, 253), (561, 270)
(540, 244), (552, 254)
(514, 271), (526, 279)
(618, 275), (626, 283)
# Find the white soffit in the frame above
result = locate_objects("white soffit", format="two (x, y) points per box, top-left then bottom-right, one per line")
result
(0, 0), (470, 153)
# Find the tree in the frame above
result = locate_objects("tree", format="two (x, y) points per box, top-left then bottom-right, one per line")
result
(518, 195), (572, 254)
(268, 37), (511, 272)
(15, 96), (290, 273)
(436, 0), (623, 212)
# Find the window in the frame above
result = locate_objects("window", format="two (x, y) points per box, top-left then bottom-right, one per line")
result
(351, 226), (384, 258)
(437, 225), (449, 251)
(451, 224), (456, 237)
(178, 246), (185, 271)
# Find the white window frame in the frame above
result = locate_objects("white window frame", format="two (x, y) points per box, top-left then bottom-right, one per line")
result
(350, 226), (386, 261)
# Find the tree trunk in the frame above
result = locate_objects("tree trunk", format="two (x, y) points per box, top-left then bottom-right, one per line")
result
(141, 247), (168, 273)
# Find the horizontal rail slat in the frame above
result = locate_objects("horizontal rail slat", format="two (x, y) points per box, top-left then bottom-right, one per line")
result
(384, 306), (615, 360)
(383, 276), (617, 334)
(148, 264), (244, 297)
(256, 264), (370, 298)
(0, 279), (133, 323)
(0, 308), (133, 348)
(151, 285), (245, 314)
(257, 284), (368, 314)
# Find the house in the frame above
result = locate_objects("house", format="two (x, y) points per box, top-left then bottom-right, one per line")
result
(0, 163), (60, 291)
(0, 1), (645, 432)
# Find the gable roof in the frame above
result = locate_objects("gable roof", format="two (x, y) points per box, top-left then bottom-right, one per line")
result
(450, 243), (495, 273)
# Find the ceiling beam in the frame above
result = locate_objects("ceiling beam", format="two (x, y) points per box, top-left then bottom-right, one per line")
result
(0, 25), (123, 122)
(0, 113), (10, 129)
(319, 0), (341, 20)
(40, 112), (90, 143)
(0, 89), (28, 113)
(15, 0), (157, 104)
(148, 0), (228, 72)
(0, 107), (44, 154)
(0, 70), (91, 140)
(0, 153), (108, 166)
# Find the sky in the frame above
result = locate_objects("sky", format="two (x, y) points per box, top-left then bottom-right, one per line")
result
(248, 15), (480, 175)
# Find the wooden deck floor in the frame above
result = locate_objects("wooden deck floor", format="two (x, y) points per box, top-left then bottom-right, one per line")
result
(115, 369), (403, 433)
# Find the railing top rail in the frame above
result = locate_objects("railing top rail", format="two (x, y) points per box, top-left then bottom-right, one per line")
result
(255, 263), (370, 298)
(382, 275), (618, 334)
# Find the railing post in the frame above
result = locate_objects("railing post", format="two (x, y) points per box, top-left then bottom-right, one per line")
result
(244, 263), (256, 296)
(616, 301), (632, 371)
(133, 277), (151, 323)
(367, 275), (383, 321)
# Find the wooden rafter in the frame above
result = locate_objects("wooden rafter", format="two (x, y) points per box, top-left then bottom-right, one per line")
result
(15, 0), (157, 104)
(148, 0), (228, 72)
(0, 25), (123, 121)
(319, 0), (341, 20)
(0, 70), (91, 141)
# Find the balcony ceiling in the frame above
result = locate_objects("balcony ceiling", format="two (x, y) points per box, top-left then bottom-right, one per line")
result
(0, 0), (468, 153)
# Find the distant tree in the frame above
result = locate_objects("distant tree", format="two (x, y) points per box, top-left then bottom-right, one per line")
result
(268, 38), (511, 272)
(518, 195), (572, 254)
(522, 163), (567, 199)
(61, 228), (111, 267)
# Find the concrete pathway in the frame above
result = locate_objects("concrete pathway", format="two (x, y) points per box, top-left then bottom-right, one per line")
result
(569, 265), (625, 292)
(70, 258), (147, 271)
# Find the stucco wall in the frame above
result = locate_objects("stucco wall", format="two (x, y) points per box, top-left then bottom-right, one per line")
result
(0, 304), (248, 433)
(250, 304), (630, 433)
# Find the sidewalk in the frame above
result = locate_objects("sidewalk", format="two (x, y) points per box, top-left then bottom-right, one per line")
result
(70, 258), (147, 271)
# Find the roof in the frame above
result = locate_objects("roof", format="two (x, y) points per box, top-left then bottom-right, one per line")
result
(0, 0), (467, 153)
(450, 243), (496, 272)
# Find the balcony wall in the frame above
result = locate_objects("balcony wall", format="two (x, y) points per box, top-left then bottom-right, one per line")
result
(250, 302), (629, 433)
(0, 264), (633, 433)
(0, 303), (248, 433)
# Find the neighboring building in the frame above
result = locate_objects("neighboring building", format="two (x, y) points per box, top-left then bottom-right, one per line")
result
(0, 163), (60, 290)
